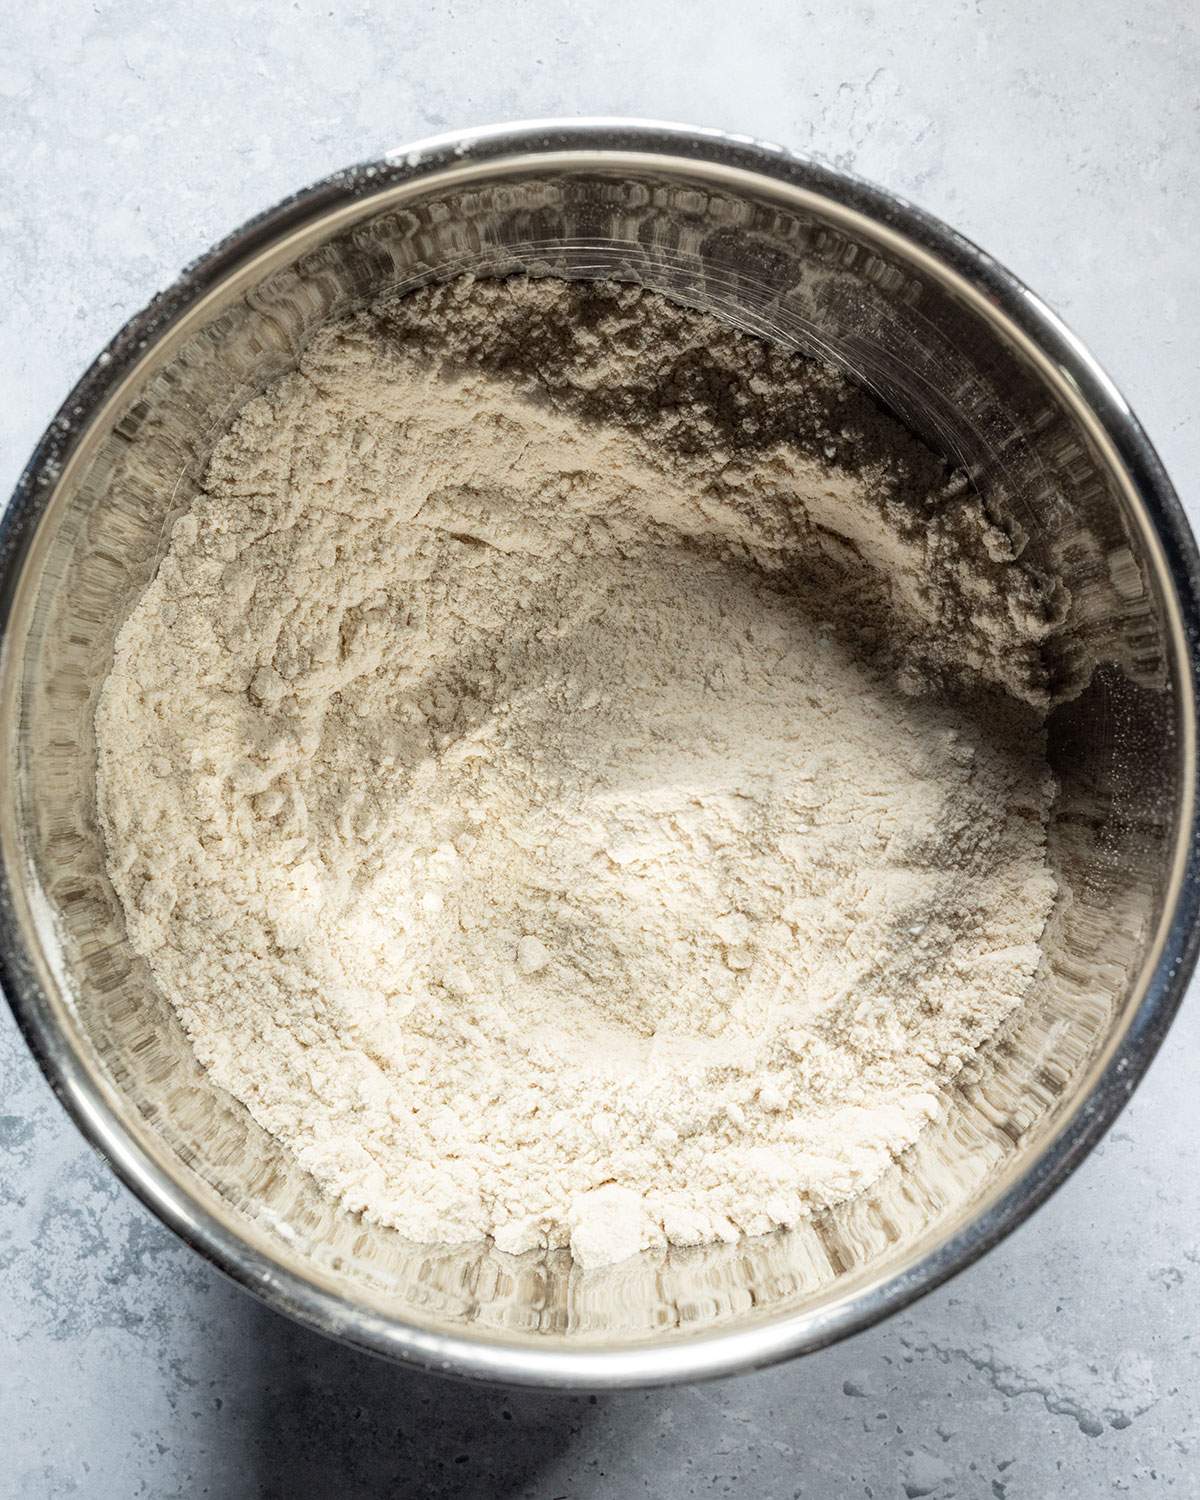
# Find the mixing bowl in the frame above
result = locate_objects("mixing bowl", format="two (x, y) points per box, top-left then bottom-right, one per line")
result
(3, 120), (1198, 1387)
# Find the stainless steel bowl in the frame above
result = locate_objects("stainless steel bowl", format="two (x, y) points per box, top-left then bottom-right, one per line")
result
(3, 119), (1198, 1387)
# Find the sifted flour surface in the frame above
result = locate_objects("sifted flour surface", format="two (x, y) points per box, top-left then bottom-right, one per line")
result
(96, 278), (1059, 1267)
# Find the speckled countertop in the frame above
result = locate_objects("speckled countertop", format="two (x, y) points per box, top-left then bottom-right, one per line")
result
(2, 3), (1199, 1496)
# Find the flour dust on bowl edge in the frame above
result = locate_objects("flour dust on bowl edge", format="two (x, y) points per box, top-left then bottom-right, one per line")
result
(2, 120), (1198, 1387)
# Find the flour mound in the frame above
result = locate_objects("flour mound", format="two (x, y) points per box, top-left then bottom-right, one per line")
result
(96, 277), (1058, 1267)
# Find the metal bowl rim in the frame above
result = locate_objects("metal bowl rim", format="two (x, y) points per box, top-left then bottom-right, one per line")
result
(2, 117), (1198, 1388)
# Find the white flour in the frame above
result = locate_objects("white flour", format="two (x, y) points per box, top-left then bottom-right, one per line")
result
(96, 278), (1059, 1267)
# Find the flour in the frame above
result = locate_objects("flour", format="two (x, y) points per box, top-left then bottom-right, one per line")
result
(95, 277), (1059, 1268)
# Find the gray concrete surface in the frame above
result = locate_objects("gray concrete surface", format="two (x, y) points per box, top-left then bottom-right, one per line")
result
(2, 2), (1198, 1495)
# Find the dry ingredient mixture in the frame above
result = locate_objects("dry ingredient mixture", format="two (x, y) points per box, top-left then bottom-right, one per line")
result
(96, 277), (1062, 1268)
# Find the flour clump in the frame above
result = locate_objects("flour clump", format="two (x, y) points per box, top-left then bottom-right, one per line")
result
(96, 277), (1059, 1267)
